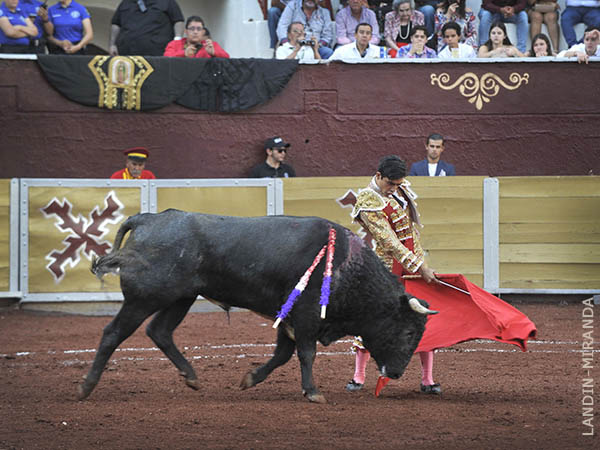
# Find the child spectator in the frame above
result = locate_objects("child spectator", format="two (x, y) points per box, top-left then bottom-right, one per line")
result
(526, 32), (556, 56)
(478, 0), (529, 54)
(478, 20), (525, 57)
(437, 21), (477, 58)
(395, 24), (437, 58)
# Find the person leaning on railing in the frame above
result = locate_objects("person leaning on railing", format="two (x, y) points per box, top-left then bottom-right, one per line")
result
(526, 32), (557, 55)
(558, 25), (600, 63)
(478, 20), (525, 57)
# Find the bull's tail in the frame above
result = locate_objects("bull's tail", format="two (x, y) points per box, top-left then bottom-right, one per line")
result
(91, 215), (138, 280)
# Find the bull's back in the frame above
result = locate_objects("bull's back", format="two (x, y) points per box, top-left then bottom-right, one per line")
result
(117, 210), (350, 311)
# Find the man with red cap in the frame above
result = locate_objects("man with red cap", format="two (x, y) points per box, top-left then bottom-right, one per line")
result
(110, 147), (156, 179)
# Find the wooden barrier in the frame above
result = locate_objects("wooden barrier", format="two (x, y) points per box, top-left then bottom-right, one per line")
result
(0, 180), (12, 293)
(498, 176), (600, 290)
(8, 176), (599, 304)
(283, 176), (486, 286)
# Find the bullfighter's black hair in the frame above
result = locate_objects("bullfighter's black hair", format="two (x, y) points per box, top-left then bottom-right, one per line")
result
(377, 155), (406, 180)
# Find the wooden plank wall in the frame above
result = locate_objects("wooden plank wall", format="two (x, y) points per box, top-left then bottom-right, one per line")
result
(499, 176), (600, 290)
(0, 180), (10, 291)
(282, 176), (485, 286)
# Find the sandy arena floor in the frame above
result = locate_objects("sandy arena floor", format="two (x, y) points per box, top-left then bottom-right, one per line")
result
(0, 302), (597, 449)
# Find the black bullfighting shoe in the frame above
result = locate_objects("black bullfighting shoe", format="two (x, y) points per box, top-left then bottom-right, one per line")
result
(346, 380), (364, 392)
(420, 383), (442, 394)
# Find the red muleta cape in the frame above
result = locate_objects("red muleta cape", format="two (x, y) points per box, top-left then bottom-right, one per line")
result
(405, 274), (537, 353)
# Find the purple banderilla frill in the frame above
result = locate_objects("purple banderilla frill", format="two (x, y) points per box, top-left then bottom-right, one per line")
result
(273, 227), (337, 328)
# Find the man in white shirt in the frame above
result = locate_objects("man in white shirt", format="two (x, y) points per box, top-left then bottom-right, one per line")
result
(329, 22), (382, 60)
(558, 26), (600, 63)
(276, 21), (321, 60)
(437, 21), (477, 59)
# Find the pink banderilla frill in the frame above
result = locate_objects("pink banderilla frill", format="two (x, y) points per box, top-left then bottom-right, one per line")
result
(273, 228), (337, 328)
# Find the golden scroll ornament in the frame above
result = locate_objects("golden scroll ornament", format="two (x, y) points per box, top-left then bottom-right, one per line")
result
(430, 72), (529, 110)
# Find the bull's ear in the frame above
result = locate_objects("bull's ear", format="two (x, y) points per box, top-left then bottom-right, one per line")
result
(408, 297), (438, 315)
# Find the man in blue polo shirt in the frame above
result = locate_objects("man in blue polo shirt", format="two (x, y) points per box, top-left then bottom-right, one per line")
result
(46, 0), (93, 54)
(0, 0), (38, 53)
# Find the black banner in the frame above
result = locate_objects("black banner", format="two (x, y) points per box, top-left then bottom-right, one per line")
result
(37, 55), (298, 112)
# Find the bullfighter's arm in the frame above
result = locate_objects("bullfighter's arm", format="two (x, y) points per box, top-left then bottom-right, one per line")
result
(359, 210), (425, 274)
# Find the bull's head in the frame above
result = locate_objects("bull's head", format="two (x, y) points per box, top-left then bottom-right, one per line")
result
(361, 295), (437, 380)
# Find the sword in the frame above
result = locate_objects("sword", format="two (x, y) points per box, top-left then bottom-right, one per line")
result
(402, 275), (470, 295)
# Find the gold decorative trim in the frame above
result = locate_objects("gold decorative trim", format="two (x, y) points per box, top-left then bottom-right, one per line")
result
(88, 56), (154, 110)
(430, 72), (529, 110)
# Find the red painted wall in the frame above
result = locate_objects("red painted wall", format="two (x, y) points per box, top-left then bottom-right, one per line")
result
(1, 59), (599, 178)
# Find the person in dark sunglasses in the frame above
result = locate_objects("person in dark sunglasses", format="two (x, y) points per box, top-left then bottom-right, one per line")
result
(249, 136), (296, 178)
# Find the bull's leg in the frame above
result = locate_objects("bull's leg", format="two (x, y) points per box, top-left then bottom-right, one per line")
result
(240, 326), (295, 390)
(296, 339), (326, 404)
(78, 302), (156, 400)
(145, 296), (199, 390)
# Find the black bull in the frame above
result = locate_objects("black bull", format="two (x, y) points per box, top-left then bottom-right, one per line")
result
(82, 209), (436, 403)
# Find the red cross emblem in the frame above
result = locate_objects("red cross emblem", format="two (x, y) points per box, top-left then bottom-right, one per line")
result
(40, 191), (125, 282)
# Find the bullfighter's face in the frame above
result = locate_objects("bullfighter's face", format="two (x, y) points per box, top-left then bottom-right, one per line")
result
(375, 173), (404, 196)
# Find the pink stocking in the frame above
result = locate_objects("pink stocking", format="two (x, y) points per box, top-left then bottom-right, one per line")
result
(419, 351), (434, 386)
(353, 349), (370, 384)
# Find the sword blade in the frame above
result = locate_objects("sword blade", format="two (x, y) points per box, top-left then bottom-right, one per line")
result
(436, 279), (470, 295)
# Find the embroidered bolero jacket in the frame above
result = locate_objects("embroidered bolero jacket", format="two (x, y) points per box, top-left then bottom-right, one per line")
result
(350, 182), (426, 274)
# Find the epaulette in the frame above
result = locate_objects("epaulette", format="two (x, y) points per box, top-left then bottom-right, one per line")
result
(351, 188), (386, 219)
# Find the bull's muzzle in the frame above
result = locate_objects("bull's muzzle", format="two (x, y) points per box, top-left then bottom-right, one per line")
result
(409, 298), (438, 315)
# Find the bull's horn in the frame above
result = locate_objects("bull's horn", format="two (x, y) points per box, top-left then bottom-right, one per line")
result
(409, 298), (439, 315)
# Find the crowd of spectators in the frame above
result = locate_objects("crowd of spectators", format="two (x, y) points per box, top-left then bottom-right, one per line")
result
(271, 0), (600, 62)
(1, 0), (599, 62)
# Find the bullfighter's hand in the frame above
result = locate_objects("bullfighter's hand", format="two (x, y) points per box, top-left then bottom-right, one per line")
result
(418, 266), (439, 284)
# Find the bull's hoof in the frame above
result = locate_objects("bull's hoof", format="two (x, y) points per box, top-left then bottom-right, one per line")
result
(305, 392), (327, 404)
(185, 378), (201, 391)
(77, 379), (94, 400)
(239, 371), (256, 390)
